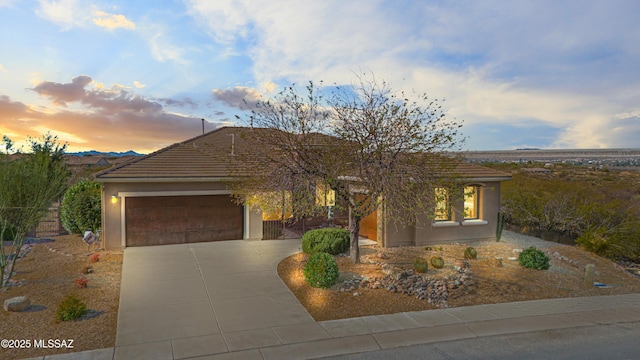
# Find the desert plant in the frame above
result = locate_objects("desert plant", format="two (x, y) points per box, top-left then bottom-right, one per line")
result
(56, 295), (86, 321)
(303, 252), (339, 288)
(60, 180), (102, 234)
(496, 211), (505, 242)
(413, 258), (429, 273)
(0, 134), (69, 288)
(90, 253), (100, 263)
(518, 247), (550, 270)
(74, 277), (89, 288)
(81, 265), (93, 274)
(464, 247), (477, 260)
(430, 256), (445, 269)
(301, 228), (349, 255)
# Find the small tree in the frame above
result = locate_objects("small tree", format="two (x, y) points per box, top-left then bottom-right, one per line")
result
(233, 77), (463, 263)
(0, 134), (69, 288)
(60, 180), (102, 234)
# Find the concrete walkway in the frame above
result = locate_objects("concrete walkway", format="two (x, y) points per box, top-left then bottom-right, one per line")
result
(26, 240), (640, 360)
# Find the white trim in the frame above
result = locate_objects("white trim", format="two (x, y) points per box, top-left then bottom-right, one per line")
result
(117, 190), (232, 198)
(244, 205), (250, 240)
(120, 196), (126, 248)
(97, 177), (235, 183)
(432, 221), (459, 228)
(461, 220), (488, 226)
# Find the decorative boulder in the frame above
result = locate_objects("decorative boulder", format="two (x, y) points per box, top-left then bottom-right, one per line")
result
(4, 296), (31, 312)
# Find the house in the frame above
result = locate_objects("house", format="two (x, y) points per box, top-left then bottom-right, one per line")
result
(95, 127), (511, 250)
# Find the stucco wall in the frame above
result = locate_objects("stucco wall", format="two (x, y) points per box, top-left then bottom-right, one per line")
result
(100, 181), (262, 250)
(382, 182), (502, 247)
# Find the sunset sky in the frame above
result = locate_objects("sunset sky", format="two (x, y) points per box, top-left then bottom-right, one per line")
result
(1, 0), (639, 153)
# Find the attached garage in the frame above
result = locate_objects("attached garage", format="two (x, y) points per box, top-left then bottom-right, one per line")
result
(125, 195), (243, 246)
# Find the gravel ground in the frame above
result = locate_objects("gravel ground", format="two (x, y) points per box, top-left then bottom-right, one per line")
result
(467, 230), (559, 249)
(279, 231), (640, 321)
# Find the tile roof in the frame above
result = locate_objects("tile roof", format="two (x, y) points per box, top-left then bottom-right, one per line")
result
(95, 126), (511, 181)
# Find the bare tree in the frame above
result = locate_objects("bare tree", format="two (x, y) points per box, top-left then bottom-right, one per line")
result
(0, 134), (69, 288)
(233, 77), (464, 263)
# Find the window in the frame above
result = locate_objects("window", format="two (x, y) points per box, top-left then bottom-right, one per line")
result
(464, 186), (479, 219)
(434, 187), (451, 221)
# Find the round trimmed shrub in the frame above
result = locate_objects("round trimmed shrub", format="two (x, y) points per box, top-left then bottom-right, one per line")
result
(301, 228), (350, 255)
(60, 180), (102, 234)
(464, 247), (477, 260)
(303, 252), (340, 288)
(518, 246), (550, 270)
(413, 258), (429, 273)
(56, 295), (86, 322)
(430, 256), (445, 269)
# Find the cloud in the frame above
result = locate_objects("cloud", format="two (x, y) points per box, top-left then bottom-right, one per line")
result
(0, 76), (216, 152)
(148, 31), (188, 64)
(32, 75), (92, 106)
(133, 81), (145, 88)
(92, 10), (135, 30)
(0, 64), (5, 72)
(185, 0), (640, 149)
(0, 0), (15, 7)
(36, 0), (85, 30)
(212, 86), (262, 110)
(158, 97), (198, 109)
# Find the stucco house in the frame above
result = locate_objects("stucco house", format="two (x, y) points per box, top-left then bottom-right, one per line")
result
(95, 126), (511, 250)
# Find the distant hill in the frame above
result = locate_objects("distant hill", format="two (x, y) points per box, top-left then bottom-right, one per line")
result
(65, 150), (144, 157)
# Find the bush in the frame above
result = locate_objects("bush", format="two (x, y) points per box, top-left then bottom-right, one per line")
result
(413, 258), (428, 273)
(56, 295), (87, 321)
(301, 228), (349, 255)
(430, 256), (444, 269)
(303, 252), (339, 288)
(518, 247), (550, 270)
(60, 180), (102, 234)
(464, 247), (477, 260)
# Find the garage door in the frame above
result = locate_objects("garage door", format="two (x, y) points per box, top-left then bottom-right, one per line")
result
(125, 195), (243, 246)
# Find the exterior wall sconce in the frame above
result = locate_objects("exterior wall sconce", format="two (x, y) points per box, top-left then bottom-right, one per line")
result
(111, 195), (118, 204)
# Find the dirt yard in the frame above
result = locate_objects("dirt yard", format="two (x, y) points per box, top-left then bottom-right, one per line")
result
(278, 232), (640, 321)
(2, 231), (639, 359)
(0, 235), (122, 360)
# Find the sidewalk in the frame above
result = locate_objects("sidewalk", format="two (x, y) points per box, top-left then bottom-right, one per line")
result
(24, 239), (640, 360)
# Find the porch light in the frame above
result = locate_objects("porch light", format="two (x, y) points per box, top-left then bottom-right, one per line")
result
(111, 195), (118, 204)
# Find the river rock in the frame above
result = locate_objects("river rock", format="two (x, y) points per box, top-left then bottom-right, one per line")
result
(4, 296), (30, 312)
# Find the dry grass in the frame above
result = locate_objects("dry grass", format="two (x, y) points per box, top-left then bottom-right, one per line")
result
(278, 242), (640, 321)
(0, 235), (122, 360)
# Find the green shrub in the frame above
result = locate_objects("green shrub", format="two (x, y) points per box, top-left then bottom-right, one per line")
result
(575, 228), (610, 256)
(60, 180), (102, 234)
(303, 252), (339, 288)
(518, 247), (550, 270)
(301, 228), (349, 255)
(430, 256), (444, 269)
(464, 247), (477, 260)
(413, 258), (428, 273)
(56, 295), (87, 322)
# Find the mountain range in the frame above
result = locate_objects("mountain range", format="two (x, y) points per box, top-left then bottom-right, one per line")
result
(65, 150), (144, 157)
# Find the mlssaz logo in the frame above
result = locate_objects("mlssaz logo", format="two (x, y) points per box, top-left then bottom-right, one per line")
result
(35, 339), (74, 348)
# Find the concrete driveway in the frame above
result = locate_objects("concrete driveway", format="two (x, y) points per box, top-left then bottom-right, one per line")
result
(115, 239), (322, 359)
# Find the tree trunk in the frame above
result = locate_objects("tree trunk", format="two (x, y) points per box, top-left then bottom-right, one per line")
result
(350, 216), (361, 264)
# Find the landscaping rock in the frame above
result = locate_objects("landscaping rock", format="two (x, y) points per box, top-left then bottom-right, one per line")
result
(4, 296), (31, 312)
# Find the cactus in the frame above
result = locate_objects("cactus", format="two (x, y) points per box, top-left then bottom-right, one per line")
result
(430, 256), (445, 269)
(464, 247), (477, 260)
(413, 258), (429, 273)
(496, 211), (505, 242)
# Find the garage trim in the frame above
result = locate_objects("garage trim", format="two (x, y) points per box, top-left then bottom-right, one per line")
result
(115, 190), (238, 247)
